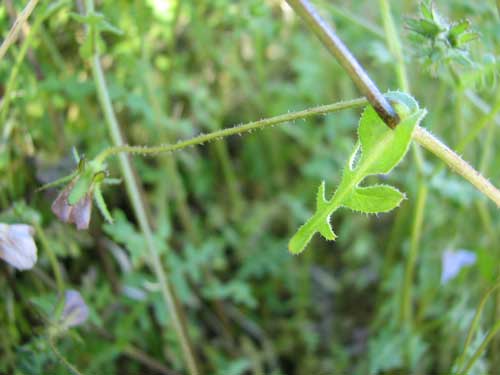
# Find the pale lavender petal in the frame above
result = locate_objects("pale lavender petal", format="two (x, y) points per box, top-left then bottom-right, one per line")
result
(70, 194), (92, 230)
(122, 285), (147, 301)
(0, 223), (37, 270)
(62, 290), (89, 328)
(51, 180), (93, 230)
(8, 224), (34, 237)
(441, 249), (476, 284)
(51, 187), (73, 223)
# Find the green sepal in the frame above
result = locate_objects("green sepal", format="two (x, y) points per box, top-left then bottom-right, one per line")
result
(68, 174), (93, 205)
(93, 185), (113, 224)
(36, 171), (77, 192)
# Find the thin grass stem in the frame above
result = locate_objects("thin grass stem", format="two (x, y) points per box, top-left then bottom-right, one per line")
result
(0, 0), (40, 61)
(85, 0), (199, 373)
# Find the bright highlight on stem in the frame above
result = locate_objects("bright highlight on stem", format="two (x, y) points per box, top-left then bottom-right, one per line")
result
(0, 0), (40, 62)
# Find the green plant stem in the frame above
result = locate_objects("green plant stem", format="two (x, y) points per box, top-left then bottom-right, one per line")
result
(379, 0), (409, 93)
(0, 0), (40, 62)
(212, 137), (244, 217)
(380, 2), (429, 347)
(95, 102), (500, 209)
(466, 90), (500, 127)
(459, 319), (500, 374)
(85, 1), (199, 374)
(475, 91), (500, 367)
(141, 52), (199, 241)
(328, 3), (384, 38)
(413, 126), (500, 207)
(457, 96), (500, 154)
(400, 182), (427, 325)
(458, 280), (500, 370)
(285, 0), (399, 127)
(92, 42), (199, 375)
(428, 94), (500, 183)
(0, 7), (42, 126)
(94, 98), (368, 163)
(379, 0), (426, 174)
(48, 338), (83, 375)
(123, 346), (176, 375)
(34, 222), (65, 293)
(286, 0), (500, 208)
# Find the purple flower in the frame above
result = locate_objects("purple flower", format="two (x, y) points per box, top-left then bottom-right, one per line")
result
(441, 249), (476, 284)
(61, 290), (89, 328)
(0, 223), (37, 270)
(51, 182), (92, 230)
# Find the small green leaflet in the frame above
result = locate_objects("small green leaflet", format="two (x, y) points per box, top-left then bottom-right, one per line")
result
(289, 92), (427, 254)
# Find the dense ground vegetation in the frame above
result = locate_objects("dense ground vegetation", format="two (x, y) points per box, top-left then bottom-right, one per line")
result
(1, 1), (499, 374)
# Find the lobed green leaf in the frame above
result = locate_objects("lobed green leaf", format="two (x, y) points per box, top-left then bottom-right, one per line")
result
(288, 92), (427, 255)
(343, 185), (404, 213)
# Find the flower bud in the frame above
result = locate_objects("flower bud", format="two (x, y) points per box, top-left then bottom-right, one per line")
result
(52, 181), (93, 230)
(61, 290), (89, 328)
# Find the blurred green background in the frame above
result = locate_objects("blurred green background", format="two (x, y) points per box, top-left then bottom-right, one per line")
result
(1, 0), (499, 374)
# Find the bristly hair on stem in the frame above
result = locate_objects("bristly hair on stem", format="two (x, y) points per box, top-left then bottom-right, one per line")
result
(94, 98), (369, 163)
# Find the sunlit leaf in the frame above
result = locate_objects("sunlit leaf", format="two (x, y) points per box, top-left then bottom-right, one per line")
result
(289, 92), (427, 254)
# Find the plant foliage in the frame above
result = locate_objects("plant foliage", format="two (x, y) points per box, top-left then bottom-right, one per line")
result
(289, 92), (426, 254)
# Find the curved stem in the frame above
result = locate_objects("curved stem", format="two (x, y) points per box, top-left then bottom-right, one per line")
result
(85, 0), (199, 373)
(94, 103), (500, 209)
(459, 320), (500, 374)
(413, 126), (500, 207)
(0, 0), (40, 61)
(48, 338), (84, 375)
(455, 279), (500, 370)
(34, 222), (65, 293)
(95, 98), (368, 163)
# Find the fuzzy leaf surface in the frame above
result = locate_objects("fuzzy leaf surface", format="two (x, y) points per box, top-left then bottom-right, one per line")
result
(343, 185), (404, 213)
(289, 92), (427, 254)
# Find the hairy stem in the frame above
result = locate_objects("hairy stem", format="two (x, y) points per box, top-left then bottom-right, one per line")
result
(85, 0), (199, 373)
(94, 98), (368, 163)
(413, 126), (500, 207)
(0, 0), (40, 61)
(94, 97), (500, 208)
